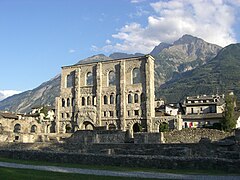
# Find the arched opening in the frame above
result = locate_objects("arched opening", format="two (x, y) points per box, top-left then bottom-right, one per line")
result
(133, 123), (141, 133)
(108, 124), (116, 130)
(66, 72), (75, 88)
(30, 125), (37, 133)
(92, 96), (96, 106)
(67, 98), (70, 107)
(128, 94), (132, 104)
(110, 94), (114, 104)
(159, 122), (169, 132)
(86, 72), (93, 85)
(108, 71), (116, 86)
(104, 95), (108, 104)
(62, 98), (65, 107)
(14, 124), (21, 133)
(132, 68), (141, 84)
(82, 97), (85, 106)
(87, 96), (91, 105)
(83, 121), (94, 130)
(134, 94), (139, 103)
(65, 124), (72, 133)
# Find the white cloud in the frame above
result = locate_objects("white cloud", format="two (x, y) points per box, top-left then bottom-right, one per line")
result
(68, 49), (76, 53)
(105, 39), (111, 44)
(0, 90), (22, 101)
(97, 0), (238, 54)
(130, 0), (146, 3)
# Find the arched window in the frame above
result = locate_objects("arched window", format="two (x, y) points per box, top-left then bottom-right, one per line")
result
(104, 95), (108, 104)
(86, 72), (93, 85)
(62, 98), (65, 107)
(67, 98), (70, 107)
(134, 94), (139, 103)
(82, 97), (85, 106)
(66, 72), (75, 88)
(128, 94), (132, 104)
(110, 94), (114, 104)
(108, 71), (115, 86)
(30, 125), (37, 133)
(87, 96), (91, 105)
(14, 124), (21, 133)
(132, 68), (141, 84)
(92, 96), (96, 106)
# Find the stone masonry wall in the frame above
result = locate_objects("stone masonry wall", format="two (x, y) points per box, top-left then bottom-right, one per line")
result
(163, 128), (234, 143)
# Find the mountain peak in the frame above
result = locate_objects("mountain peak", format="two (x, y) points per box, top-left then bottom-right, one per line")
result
(173, 34), (201, 45)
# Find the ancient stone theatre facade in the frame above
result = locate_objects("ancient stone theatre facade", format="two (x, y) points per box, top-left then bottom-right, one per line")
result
(55, 55), (155, 133)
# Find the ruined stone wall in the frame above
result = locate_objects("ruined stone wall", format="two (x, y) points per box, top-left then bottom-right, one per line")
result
(163, 128), (234, 143)
(0, 149), (239, 172)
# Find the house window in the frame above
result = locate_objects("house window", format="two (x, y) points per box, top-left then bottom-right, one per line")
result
(104, 95), (108, 104)
(61, 113), (64, 118)
(128, 94), (132, 104)
(110, 94), (114, 104)
(132, 68), (141, 84)
(108, 71), (115, 86)
(86, 72), (93, 85)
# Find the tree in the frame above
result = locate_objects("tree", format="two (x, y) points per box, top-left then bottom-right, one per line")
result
(222, 94), (236, 131)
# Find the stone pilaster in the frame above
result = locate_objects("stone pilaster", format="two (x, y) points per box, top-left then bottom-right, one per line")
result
(120, 61), (126, 130)
(145, 55), (155, 132)
(55, 97), (60, 133)
(96, 63), (102, 126)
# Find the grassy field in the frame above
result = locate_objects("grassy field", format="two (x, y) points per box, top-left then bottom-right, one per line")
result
(0, 156), (238, 176)
(0, 167), (156, 180)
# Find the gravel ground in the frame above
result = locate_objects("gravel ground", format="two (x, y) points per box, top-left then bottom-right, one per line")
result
(0, 161), (239, 180)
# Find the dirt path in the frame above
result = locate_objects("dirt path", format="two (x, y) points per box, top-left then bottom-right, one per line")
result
(0, 161), (239, 179)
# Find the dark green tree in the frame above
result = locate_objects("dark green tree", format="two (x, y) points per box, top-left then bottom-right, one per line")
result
(222, 94), (236, 131)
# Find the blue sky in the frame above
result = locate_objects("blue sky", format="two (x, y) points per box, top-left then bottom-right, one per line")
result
(0, 0), (240, 100)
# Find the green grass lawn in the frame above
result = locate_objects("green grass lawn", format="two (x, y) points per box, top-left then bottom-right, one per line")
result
(0, 156), (238, 176)
(0, 167), (156, 180)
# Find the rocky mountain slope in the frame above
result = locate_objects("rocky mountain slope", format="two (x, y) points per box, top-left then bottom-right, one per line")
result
(152, 34), (222, 87)
(158, 43), (240, 102)
(0, 35), (222, 112)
